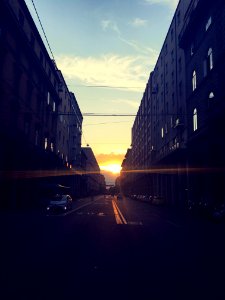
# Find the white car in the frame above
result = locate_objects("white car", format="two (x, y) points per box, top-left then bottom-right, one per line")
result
(46, 194), (73, 212)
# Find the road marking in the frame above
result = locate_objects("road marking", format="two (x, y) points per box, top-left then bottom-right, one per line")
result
(127, 221), (143, 226)
(112, 200), (127, 225)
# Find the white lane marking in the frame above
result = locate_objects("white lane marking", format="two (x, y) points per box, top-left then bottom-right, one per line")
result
(127, 221), (143, 226)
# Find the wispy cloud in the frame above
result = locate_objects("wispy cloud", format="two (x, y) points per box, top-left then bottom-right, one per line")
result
(111, 99), (139, 108)
(130, 18), (148, 27)
(101, 19), (120, 34)
(100, 19), (158, 57)
(96, 153), (125, 165)
(143, 0), (179, 9)
(56, 54), (156, 92)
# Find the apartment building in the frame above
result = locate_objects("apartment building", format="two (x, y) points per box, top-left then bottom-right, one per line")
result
(81, 147), (106, 196)
(179, 0), (225, 206)
(121, 0), (225, 208)
(0, 0), (88, 206)
(122, 0), (190, 206)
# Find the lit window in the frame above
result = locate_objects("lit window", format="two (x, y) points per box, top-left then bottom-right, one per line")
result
(205, 16), (212, 31)
(193, 108), (198, 131)
(192, 70), (197, 91)
(47, 92), (50, 105)
(209, 92), (214, 99)
(161, 127), (164, 138)
(44, 137), (48, 149)
(53, 101), (56, 112)
(207, 48), (213, 70)
(50, 142), (54, 152)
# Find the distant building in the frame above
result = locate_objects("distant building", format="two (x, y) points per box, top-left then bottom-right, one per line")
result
(121, 0), (225, 209)
(56, 71), (83, 169)
(81, 147), (106, 196)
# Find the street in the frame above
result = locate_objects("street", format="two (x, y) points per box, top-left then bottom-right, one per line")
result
(1, 195), (225, 300)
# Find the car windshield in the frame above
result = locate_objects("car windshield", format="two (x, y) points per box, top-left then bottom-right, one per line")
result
(52, 195), (64, 201)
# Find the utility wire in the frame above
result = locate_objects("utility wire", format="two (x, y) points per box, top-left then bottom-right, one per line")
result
(67, 84), (145, 89)
(83, 121), (131, 126)
(31, 0), (56, 64)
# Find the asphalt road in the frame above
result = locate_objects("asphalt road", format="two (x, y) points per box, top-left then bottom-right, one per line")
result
(1, 195), (225, 300)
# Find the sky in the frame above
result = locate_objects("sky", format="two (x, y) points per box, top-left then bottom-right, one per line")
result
(25, 0), (179, 183)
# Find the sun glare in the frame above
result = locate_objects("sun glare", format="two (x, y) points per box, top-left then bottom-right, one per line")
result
(100, 164), (122, 174)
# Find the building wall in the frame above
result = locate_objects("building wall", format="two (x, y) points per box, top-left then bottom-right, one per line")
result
(122, 0), (225, 209)
(0, 0), (86, 206)
(125, 0), (191, 207)
(179, 0), (225, 207)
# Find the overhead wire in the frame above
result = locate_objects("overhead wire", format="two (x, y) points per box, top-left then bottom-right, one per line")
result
(31, 0), (56, 64)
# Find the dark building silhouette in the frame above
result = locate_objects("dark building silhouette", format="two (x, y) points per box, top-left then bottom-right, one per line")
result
(121, 0), (225, 209)
(0, 0), (105, 207)
(179, 0), (225, 207)
(81, 147), (106, 196)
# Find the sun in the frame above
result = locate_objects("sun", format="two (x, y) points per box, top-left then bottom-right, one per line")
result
(100, 164), (122, 174)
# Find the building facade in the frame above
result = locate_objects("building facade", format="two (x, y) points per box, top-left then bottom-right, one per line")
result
(81, 147), (106, 196)
(179, 0), (225, 207)
(121, 0), (225, 209)
(0, 0), (95, 207)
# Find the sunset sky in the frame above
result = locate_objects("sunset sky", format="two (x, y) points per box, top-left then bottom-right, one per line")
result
(25, 0), (179, 181)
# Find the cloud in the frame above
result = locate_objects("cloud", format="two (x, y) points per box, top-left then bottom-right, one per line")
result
(111, 99), (139, 108)
(56, 53), (156, 92)
(101, 19), (120, 34)
(143, 0), (179, 9)
(96, 153), (125, 165)
(130, 18), (148, 27)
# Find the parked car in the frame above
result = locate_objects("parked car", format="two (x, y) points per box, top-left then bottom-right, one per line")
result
(117, 193), (123, 200)
(46, 194), (73, 212)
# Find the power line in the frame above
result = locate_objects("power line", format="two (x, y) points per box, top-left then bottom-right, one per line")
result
(83, 121), (131, 126)
(31, 0), (56, 64)
(67, 84), (145, 89)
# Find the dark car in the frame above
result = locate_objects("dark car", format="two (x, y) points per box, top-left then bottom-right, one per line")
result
(117, 193), (123, 200)
(46, 194), (73, 212)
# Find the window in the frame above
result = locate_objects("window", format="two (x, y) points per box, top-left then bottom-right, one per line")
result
(161, 127), (164, 138)
(209, 92), (214, 99)
(44, 137), (48, 149)
(19, 10), (24, 26)
(177, 10), (181, 25)
(204, 48), (213, 77)
(50, 142), (54, 152)
(178, 57), (182, 72)
(30, 33), (35, 48)
(179, 81), (183, 97)
(24, 121), (30, 136)
(165, 82), (168, 94)
(40, 52), (43, 64)
(47, 92), (50, 104)
(53, 101), (56, 112)
(165, 44), (168, 55)
(190, 43), (194, 56)
(192, 70), (197, 91)
(207, 48), (213, 70)
(171, 50), (174, 63)
(171, 28), (174, 42)
(193, 108), (198, 131)
(205, 16), (212, 31)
